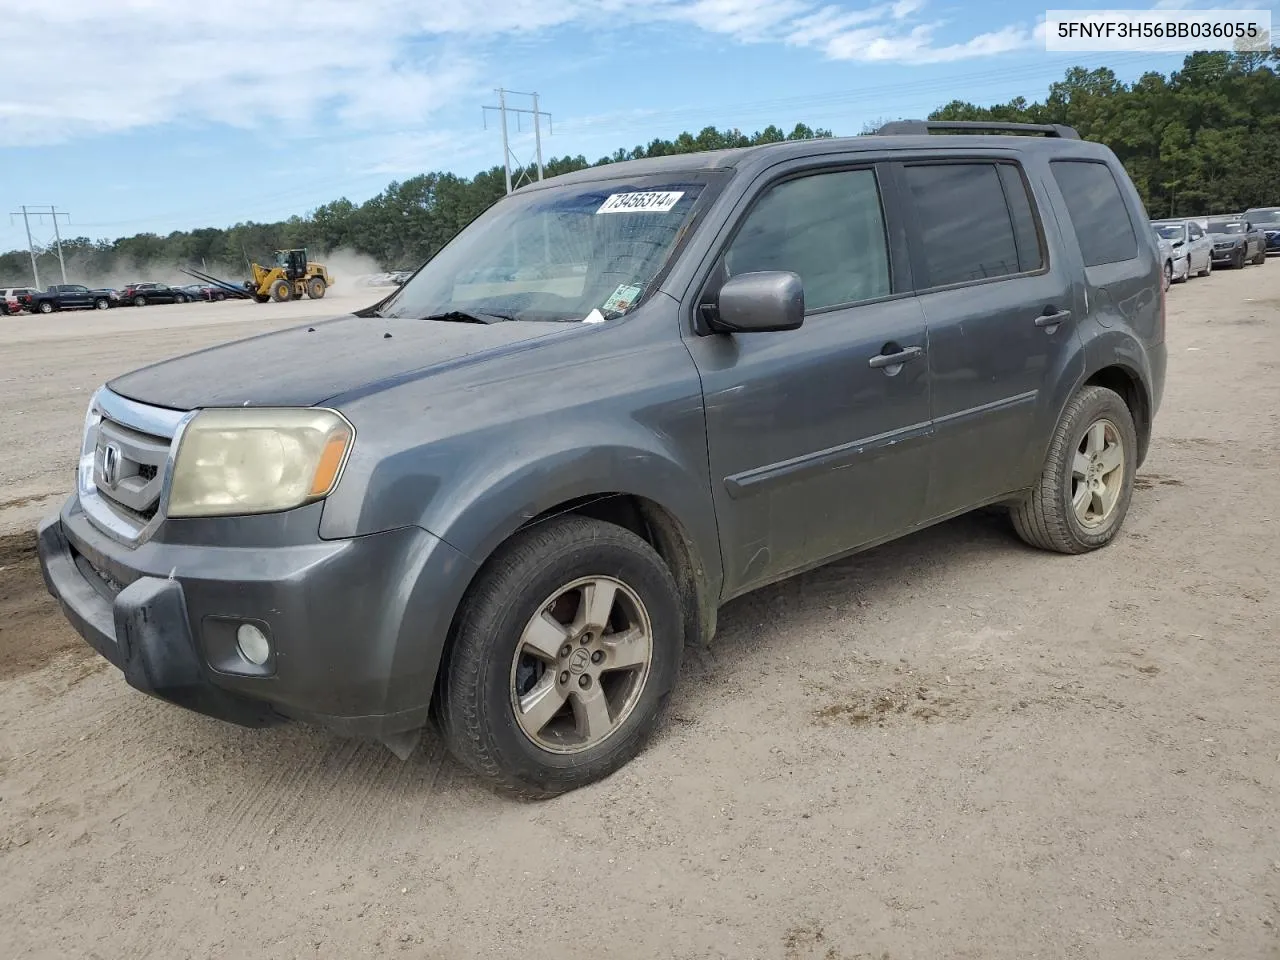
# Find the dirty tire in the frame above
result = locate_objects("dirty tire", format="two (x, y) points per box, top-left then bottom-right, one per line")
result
(94, 298), (110, 310)
(174, 294), (188, 304)
(38, 301), (54, 314)
(1253, 247), (1266, 265)
(434, 515), (683, 800)
(306, 277), (326, 300)
(1199, 256), (1211, 277)
(1162, 261), (1172, 291)
(269, 279), (292, 303)
(1233, 248), (1246, 269)
(133, 295), (147, 306)
(1011, 385), (1138, 555)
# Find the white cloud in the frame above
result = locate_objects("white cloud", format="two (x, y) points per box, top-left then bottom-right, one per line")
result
(0, 0), (1047, 147)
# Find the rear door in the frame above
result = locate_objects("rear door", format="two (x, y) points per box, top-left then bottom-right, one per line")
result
(685, 161), (932, 596)
(67, 285), (92, 308)
(895, 157), (1080, 519)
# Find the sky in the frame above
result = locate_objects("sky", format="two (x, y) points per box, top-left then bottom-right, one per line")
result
(0, 0), (1268, 257)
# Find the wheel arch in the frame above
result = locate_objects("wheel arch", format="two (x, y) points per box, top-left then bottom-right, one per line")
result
(1081, 363), (1152, 468)
(511, 492), (718, 652)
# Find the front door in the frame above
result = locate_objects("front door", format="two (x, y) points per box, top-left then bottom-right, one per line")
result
(685, 164), (932, 598)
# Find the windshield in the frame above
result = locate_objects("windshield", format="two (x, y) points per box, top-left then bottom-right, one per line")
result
(1207, 220), (1245, 234)
(376, 174), (720, 322)
(1153, 223), (1184, 240)
(1245, 207), (1280, 224)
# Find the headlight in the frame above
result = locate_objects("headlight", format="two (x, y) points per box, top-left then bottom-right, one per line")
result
(168, 408), (353, 518)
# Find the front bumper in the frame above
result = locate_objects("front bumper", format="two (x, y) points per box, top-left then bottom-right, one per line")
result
(37, 497), (476, 738)
(1265, 233), (1280, 253)
(1211, 245), (1243, 262)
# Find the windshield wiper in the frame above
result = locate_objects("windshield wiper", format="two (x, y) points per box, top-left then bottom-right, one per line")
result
(419, 310), (513, 324)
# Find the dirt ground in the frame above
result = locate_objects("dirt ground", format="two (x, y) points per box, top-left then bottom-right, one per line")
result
(1, 265), (1278, 959)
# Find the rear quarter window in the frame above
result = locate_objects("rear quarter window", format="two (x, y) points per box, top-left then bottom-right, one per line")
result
(1051, 160), (1139, 267)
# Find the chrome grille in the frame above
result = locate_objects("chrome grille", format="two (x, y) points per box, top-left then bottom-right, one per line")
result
(78, 388), (192, 545)
(95, 419), (168, 517)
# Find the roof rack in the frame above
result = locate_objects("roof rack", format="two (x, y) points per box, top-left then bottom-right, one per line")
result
(875, 120), (1081, 140)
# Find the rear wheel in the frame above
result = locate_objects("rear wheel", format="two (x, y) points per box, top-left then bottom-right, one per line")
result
(214, 291), (226, 302)
(1199, 255), (1212, 277)
(1162, 261), (1172, 291)
(1011, 385), (1137, 555)
(269, 279), (292, 303)
(1252, 246), (1266, 265)
(306, 277), (326, 300)
(133, 295), (147, 306)
(38, 301), (54, 314)
(435, 515), (683, 798)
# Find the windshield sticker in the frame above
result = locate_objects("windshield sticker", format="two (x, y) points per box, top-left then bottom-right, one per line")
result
(596, 191), (684, 214)
(582, 308), (606, 324)
(603, 283), (644, 313)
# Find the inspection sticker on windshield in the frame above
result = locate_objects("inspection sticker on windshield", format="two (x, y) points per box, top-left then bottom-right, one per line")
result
(603, 283), (644, 313)
(597, 191), (684, 214)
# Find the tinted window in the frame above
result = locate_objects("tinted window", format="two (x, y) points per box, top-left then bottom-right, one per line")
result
(1188, 222), (1203, 239)
(1051, 160), (1138, 266)
(904, 163), (1023, 287)
(724, 169), (890, 311)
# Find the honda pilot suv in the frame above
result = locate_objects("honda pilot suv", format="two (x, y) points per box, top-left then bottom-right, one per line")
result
(38, 121), (1166, 797)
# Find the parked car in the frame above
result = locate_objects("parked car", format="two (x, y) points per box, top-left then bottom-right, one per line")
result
(0, 287), (38, 313)
(1150, 218), (1212, 281)
(1153, 232), (1177, 290)
(120, 282), (188, 306)
(1206, 218), (1267, 268)
(1242, 206), (1280, 255)
(177, 283), (228, 302)
(28, 283), (120, 313)
(38, 120), (1166, 797)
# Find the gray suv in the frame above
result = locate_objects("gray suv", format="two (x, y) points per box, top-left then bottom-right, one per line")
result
(38, 121), (1167, 797)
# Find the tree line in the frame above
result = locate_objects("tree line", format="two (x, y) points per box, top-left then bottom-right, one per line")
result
(3, 48), (1277, 286)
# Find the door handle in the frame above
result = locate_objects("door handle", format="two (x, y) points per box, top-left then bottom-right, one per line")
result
(1035, 310), (1071, 329)
(868, 345), (924, 370)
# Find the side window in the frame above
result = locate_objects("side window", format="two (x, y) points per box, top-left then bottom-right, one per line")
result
(903, 162), (1027, 287)
(723, 169), (890, 312)
(1050, 160), (1138, 266)
(1188, 222), (1203, 240)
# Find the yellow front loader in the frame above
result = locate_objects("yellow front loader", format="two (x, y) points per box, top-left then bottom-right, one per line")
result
(247, 249), (334, 303)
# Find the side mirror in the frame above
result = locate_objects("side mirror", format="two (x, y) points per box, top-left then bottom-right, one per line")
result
(711, 271), (805, 333)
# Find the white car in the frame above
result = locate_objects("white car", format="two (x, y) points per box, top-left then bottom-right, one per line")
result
(1151, 218), (1212, 282)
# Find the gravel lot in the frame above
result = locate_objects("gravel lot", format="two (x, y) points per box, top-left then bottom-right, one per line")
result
(1, 265), (1277, 959)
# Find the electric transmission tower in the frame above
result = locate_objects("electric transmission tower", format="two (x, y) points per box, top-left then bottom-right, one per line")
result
(8, 205), (72, 286)
(482, 89), (552, 194)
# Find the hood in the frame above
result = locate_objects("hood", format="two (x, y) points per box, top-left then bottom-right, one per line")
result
(107, 313), (569, 410)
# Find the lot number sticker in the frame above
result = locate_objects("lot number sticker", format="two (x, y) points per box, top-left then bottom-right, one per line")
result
(597, 191), (684, 214)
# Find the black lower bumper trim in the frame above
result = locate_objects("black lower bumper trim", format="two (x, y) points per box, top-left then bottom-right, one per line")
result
(38, 515), (281, 728)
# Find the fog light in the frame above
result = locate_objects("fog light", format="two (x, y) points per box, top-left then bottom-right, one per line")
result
(236, 623), (271, 666)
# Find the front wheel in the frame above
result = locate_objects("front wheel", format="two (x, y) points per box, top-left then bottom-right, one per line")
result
(1233, 248), (1246, 269)
(434, 515), (683, 798)
(1011, 385), (1137, 555)
(1162, 261), (1172, 291)
(174, 294), (188, 304)
(269, 279), (292, 302)
(94, 298), (109, 310)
